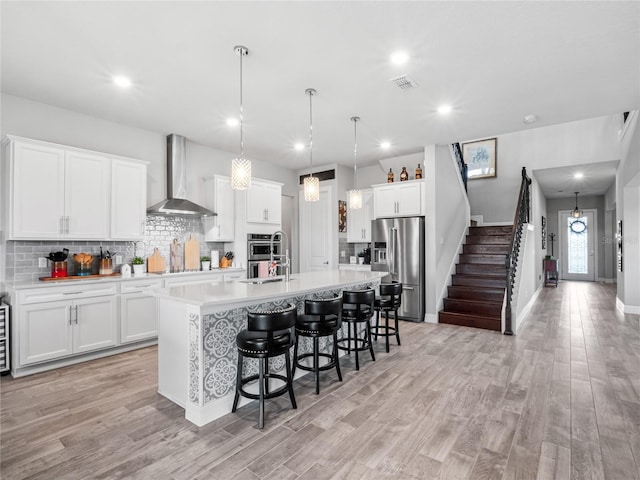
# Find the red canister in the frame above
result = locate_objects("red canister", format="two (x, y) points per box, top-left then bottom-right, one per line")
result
(51, 261), (67, 278)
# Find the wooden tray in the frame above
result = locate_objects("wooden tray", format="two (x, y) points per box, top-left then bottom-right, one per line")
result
(39, 273), (121, 282)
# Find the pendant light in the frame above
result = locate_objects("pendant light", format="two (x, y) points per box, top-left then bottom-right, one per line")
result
(348, 116), (362, 209)
(303, 88), (319, 202)
(231, 45), (251, 190)
(572, 191), (582, 218)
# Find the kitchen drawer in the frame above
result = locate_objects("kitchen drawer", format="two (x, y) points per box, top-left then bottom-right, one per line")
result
(120, 279), (163, 294)
(18, 283), (118, 304)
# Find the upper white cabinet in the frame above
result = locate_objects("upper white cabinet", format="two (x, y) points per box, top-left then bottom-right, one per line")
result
(246, 179), (282, 224)
(111, 158), (147, 240)
(3, 135), (148, 240)
(204, 175), (235, 241)
(372, 180), (424, 218)
(347, 189), (374, 242)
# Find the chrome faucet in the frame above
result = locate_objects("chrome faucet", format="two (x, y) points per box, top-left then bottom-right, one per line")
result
(270, 230), (290, 282)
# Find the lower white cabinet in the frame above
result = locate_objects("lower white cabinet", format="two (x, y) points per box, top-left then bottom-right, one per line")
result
(120, 279), (162, 344)
(19, 295), (117, 365)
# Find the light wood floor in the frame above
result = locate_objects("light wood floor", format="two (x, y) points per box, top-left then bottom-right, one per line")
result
(2, 281), (639, 480)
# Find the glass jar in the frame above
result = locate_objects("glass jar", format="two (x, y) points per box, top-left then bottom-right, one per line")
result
(99, 258), (113, 275)
(77, 263), (92, 276)
(51, 261), (67, 278)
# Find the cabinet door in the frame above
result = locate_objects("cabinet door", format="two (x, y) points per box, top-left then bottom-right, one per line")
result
(361, 189), (374, 242)
(204, 176), (235, 241)
(73, 296), (118, 353)
(65, 150), (110, 239)
(347, 201), (364, 242)
(247, 181), (281, 224)
(396, 182), (422, 215)
(111, 159), (147, 240)
(373, 185), (397, 218)
(120, 293), (158, 343)
(20, 301), (73, 365)
(10, 141), (65, 239)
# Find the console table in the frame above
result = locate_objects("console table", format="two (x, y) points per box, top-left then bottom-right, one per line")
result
(544, 258), (558, 287)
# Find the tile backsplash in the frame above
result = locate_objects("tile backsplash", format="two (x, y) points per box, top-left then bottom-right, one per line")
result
(5, 215), (225, 282)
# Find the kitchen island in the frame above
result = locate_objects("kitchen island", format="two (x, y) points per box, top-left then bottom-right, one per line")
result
(155, 269), (384, 426)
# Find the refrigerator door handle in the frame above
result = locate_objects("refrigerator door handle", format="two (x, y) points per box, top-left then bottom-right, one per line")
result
(390, 227), (398, 276)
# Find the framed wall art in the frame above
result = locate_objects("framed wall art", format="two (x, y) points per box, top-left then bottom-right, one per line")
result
(462, 137), (497, 179)
(338, 200), (347, 233)
(541, 216), (546, 249)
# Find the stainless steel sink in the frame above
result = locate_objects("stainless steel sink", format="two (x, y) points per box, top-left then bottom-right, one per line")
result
(239, 276), (294, 284)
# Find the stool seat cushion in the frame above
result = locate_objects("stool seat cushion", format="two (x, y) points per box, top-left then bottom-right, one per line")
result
(296, 313), (339, 334)
(342, 305), (372, 320)
(236, 329), (291, 355)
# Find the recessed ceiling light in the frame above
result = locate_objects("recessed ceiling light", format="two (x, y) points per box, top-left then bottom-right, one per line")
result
(437, 105), (452, 114)
(380, 141), (391, 149)
(523, 114), (538, 124)
(390, 51), (409, 65)
(294, 142), (305, 151)
(226, 117), (239, 127)
(113, 75), (132, 88)
(574, 172), (584, 179)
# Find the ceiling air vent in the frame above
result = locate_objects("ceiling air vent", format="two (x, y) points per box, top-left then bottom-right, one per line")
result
(391, 74), (419, 90)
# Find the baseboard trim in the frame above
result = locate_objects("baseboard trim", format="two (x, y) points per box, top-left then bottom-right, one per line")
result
(514, 286), (543, 334)
(425, 313), (438, 324)
(597, 277), (616, 284)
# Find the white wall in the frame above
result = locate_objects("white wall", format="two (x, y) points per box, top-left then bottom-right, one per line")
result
(514, 225), (538, 333)
(424, 144), (470, 322)
(468, 115), (621, 223)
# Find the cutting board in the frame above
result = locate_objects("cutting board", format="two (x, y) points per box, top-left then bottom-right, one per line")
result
(147, 248), (166, 273)
(170, 239), (183, 273)
(184, 234), (200, 271)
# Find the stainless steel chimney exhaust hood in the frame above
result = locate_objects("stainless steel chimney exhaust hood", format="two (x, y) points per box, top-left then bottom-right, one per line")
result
(147, 134), (215, 217)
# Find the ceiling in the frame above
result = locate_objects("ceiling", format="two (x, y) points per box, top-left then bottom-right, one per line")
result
(533, 160), (620, 199)
(1, 1), (639, 179)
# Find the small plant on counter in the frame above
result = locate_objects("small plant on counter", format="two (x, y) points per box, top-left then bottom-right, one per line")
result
(132, 257), (145, 265)
(200, 256), (211, 262)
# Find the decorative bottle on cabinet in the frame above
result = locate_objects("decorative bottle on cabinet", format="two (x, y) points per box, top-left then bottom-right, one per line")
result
(415, 163), (423, 179)
(400, 167), (409, 181)
(387, 168), (394, 183)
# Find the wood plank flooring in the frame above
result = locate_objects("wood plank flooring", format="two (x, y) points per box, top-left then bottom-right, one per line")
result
(1, 281), (639, 479)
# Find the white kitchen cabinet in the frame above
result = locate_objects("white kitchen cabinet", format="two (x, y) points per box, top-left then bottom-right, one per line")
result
(347, 189), (374, 242)
(4, 135), (147, 241)
(16, 284), (118, 366)
(5, 136), (110, 240)
(204, 175), (235, 241)
(373, 180), (423, 218)
(246, 179), (282, 224)
(120, 279), (162, 344)
(111, 158), (147, 240)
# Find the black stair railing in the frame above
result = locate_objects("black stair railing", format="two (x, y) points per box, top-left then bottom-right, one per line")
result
(504, 166), (531, 335)
(451, 143), (468, 192)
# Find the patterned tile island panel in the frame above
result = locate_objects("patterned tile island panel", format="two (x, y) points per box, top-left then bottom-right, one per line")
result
(189, 282), (377, 406)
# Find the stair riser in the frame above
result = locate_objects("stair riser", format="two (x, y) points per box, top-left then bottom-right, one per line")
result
(459, 254), (506, 265)
(443, 299), (502, 316)
(466, 235), (511, 245)
(438, 312), (502, 331)
(452, 275), (507, 288)
(469, 226), (513, 236)
(456, 264), (507, 276)
(447, 287), (505, 303)
(463, 244), (510, 255)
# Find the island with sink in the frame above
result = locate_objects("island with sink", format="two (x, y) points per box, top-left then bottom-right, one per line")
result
(155, 269), (385, 426)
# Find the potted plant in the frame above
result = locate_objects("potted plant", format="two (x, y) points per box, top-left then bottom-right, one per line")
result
(201, 256), (211, 271)
(132, 256), (145, 276)
(358, 249), (365, 265)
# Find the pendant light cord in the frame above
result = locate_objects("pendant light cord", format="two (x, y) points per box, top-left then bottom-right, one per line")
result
(239, 48), (244, 159)
(352, 116), (359, 189)
(308, 90), (313, 177)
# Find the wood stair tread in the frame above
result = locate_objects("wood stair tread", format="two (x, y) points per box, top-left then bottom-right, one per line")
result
(438, 311), (502, 332)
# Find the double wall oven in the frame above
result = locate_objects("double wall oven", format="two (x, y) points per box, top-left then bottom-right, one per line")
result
(247, 233), (281, 279)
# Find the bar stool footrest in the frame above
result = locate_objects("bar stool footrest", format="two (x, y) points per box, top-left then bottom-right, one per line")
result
(336, 337), (371, 352)
(295, 352), (337, 372)
(238, 373), (292, 401)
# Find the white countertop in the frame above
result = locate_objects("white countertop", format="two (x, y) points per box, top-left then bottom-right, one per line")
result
(156, 269), (385, 308)
(5, 268), (246, 290)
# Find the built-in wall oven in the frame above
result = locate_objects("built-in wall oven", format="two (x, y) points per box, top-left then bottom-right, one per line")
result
(247, 233), (281, 278)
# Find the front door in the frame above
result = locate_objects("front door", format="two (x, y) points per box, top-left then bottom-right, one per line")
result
(559, 210), (596, 281)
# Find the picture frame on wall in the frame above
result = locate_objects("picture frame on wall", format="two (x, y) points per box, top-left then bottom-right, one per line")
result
(617, 220), (623, 272)
(462, 137), (497, 179)
(541, 216), (546, 249)
(338, 200), (346, 233)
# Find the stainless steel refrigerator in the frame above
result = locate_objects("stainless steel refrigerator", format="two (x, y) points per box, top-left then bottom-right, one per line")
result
(371, 216), (425, 322)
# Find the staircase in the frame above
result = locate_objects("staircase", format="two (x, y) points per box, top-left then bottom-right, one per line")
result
(439, 225), (512, 331)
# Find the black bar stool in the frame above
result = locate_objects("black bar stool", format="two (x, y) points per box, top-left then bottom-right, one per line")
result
(372, 282), (403, 352)
(336, 289), (376, 370)
(292, 296), (343, 394)
(232, 303), (297, 429)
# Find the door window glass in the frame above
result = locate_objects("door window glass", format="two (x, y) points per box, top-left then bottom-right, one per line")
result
(567, 216), (588, 274)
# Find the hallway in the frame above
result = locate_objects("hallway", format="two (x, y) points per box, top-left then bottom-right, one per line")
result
(1, 282), (639, 479)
